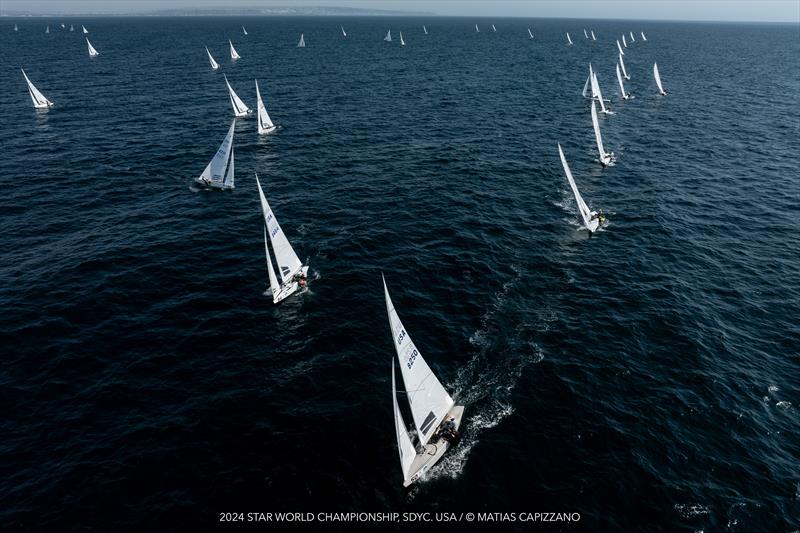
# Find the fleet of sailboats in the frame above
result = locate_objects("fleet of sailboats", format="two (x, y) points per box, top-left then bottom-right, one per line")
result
(558, 144), (603, 233)
(196, 120), (236, 190)
(21, 68), (54, 109)
(224, 74), (252, 117)
(86, 38), (99, 57)
(255, 80), (276, 134)
(384, 276), (464, 486)
(255, 174), (308, 304)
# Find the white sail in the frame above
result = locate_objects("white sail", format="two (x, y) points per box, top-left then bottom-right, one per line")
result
(475, 24), (479, 33)
(592, 72), (611, 114)
(566, 32), (573, 45)
(197, 120), (236, 189)
(629, 31), (635, 42)
(45, 26), (49, 34)
(641, 31), (647, 41)
(582, 63), (594, 99)
(558, 144), (599, 232)
(341, 26), (346, 37)
(400, 31), (405, 46)
(70, 24), (74, 32)
(583, 28), (588, 38)
(255, 174), (304, 284)
(616, 63), (630, 100)
(622, 34), (627, 47)
(492, 24), (497, 32)
(528, 28), (534, 39)
(255, 80), (276, 134)
(206, 46), (220, 70)
(384, 30), (392, 42)
(654, 63), (666, 94)
(591, 100), (614, 166)
(224, 74), (251, 117)
(21, 68), (54, 108)
(591, 30), (596, 41)
(82, 25), (88, 34)
(617, 39), (624, 56)
(392, 364), (418, 483)
(86, 38), (99, 57)
(263, 226), (280, 296)
(297, 33), (305, 47)
(229, 39), (241, 59)
(423, 25), (428, 35)
(242, 26), (248, 36)
(61, 23), (65, 29)
(383, 277), (454, 448)
(619, 53), (630, 79)
(14, 24), (18, 31)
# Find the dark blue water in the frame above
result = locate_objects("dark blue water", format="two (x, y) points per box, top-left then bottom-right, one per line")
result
(1, 16), (798, 532)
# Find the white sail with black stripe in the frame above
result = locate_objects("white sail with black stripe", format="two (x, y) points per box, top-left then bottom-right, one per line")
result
(196, 120), (236, 189)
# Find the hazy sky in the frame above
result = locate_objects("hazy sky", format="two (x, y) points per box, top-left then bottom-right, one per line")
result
(3, 0), (799, 22)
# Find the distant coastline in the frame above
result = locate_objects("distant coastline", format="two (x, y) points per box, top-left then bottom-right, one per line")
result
(0, 6), (434, 17)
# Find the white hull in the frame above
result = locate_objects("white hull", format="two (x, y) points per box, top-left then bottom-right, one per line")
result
(403, 405), (464, 487)
(195, 176), (234, 190)
(271, 266), (309, 304)
(258, 124), (277, 135)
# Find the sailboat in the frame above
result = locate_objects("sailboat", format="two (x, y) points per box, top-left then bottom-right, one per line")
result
(492, 24), (497, 32)
(616, 39), (625, 56)
(384, 276), (464, 487)
(582, 63), (595, 99)
(616, 63), (633, 100)
(558, 144), (603, 233)
(400, 31), (405, 46)
(384, 30), (392, 42)
(86, 38), (99, 57)
(641, 31), (647, 41)
(70, 24), (74, 32)
(653, 63), (667, 95)
(591, 100), (615, 166)
(423, 25), (428, 35)
(82, 25), (88, 34)
(242, 26), (248, 36)
(229, 39), (241, 60)
(527, 28), (534, 39)
(255, 80), (276, 134)
(224, 75), (251, 116)
(622, 34), (627, 47)
(591, 71), (613, 114)
(591, 30), (596, 41)
(475, 24), (479, 33)
(45, 26), (49, 34)
(14, 24), (18, 31)
(21, 68), (54, 109)
(341, 26), (347, 37)
(629, 31), (635, 42)
(196, 120), (236, 190)
(206, 46), (220, 70)
(61, 23), (65, 29)
(255, 174), (308, 304)
(566, 32), (573, 45)
(297, 33), (305, 47)
(619, 53), (630, 80)
(583, 28), (588, 38)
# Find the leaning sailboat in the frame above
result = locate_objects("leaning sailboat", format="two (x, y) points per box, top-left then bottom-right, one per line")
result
(255, 174), (308, 304)
(229, 39), (241, 60)
(616, 39), (625, 56)
(591, 100), (615, 166)
(558, 144), (603, 233)
(21, 68), (54, 109)
(384, 276), (464, 487)
(206, 46), (220, 70)
(196, 120), (236, 190)
(86, 38), (99, 57)
(242, 26), (248, 36)
(528, 28), (534, 39)
(399, 31), (405, 46)
(591, 71), (613, 114)
(641, 31), (647, 41)
(475, 24), (479, 33)
(341, 26), (347, 37)
(384, 30), (392, 42)
(591, 30), (596, 41)
(492, 24), (497, 32)
(616, 63), (632, 100)
(224, 74), (252, 116)
(619, 53), (630, 80)
(566, 32), (573, 45)
(654, 62), (667, 95)
(423, 25), (428, 35)
(297, 33), (305, 47)
(255, 80), (277, 134)
(82, 25), (88, 34)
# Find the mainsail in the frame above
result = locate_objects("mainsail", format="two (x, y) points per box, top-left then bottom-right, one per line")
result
(617, 39), (625, 55)
(566, 32), (573, 45)
(583, 28), (588, 38)
(206, 46), (220, 70)
(654, 62), (666, 95)
(297, 33), (305, 47)
(641, 32), (647, 41)
(70, 24), (74, 32)
(86, 38), (99, 57)
(82, 25), (88, 34)
(591, 71), (611, 114)
(242, 26), (248, 36)
(224, 74), (251, 117)
(255, 80), (276, 134)
(21, 68), (54, 108)
(255, 174), (304, 284)
(582, 63), (595, 99)
(629, 31), (635, 42)
(392, 364), (418, 483)
(619, 53), (630, 79)
(616, 63), (630, 99)
(475, 24), (479, 33)
(197, 120), (236, 189)
(423, 25), (428, 35)
(229, 39), (241, 59)
(400, 31), (405, 46)
(341, 26), (347, 37)
(622, 34), (627, 47)
(492, 24), (497, 32)
(528, 28), (534, 39)
(384, 30), (392, 42)
(591, 100), (614, 166)
(383, 278), (454, 448)
(591, 30), (596, 41)
(558, 144), (599, 232)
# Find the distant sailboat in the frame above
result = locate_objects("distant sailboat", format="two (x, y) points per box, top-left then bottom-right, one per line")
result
(206, 46), (220, 70)
(616, 63), (633, 100)
(255, 80), (276, 134)
(617, 39), (625, 56)
(622, 34), (627, 47)
(196, 120), (236, 190)
(591, 71), (613, 114)
(384, 30), (392, 42)
(341, 26), (347, 37)
(619, 53), (630, 80)
(591, 100), (615, 166)
(528, 28), (534, 39)
(583, 28), (588, 38)
(255, 174), (308, 304)
(70, 24), (74, 32)
(45, 26), (49, 34)
(82, 25), (88, 34)
(224, 75), (252, 116)
(60, 23), (65, 29)
(384, 275), (464, 487)
(297, 33), (305, 47)
(229, 39), (241, 60)
(582, 63), (595, 99)
(653, 63), (667, 95)
(558, 144), (603, 233)
(423, 25), (428, 35)
(21, 68), (54, 109)
(242, 26), (248, 36)
(629, 31), (635, 42)
(492, 24), (497, 32)
(400, 31), (405, 46)
(566, 32), (573, 45)
(591, 30), (596, 41)
(14, 24), (18, 31)
(475, 24), (479, 33)
(641, 31), (647, 41)
(86, 38), (99, 57)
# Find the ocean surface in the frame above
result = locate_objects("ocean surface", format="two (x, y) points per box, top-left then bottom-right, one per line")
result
(1, 16), (798, 532)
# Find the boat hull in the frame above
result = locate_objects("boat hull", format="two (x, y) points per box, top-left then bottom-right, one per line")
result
(403, 405), (465, 487)
(272, 266), (309, 304)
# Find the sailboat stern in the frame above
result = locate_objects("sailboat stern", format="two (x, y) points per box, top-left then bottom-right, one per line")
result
(403, 405), (465, 487)
(271, 266), (309, 304)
